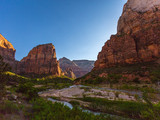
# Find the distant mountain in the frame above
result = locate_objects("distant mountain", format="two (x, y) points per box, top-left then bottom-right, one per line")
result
(59, 57), (95, 78)
(73, 60), (95, 72)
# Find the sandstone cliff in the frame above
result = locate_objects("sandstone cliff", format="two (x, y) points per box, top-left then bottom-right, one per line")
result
(59, 57), (94, 78)
(95, 0), (160, 69)
(0, 34), (16, 70)
(17, 43), (61, 76)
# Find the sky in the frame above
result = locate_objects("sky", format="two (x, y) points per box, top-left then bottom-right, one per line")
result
(0, 0), (127, 61)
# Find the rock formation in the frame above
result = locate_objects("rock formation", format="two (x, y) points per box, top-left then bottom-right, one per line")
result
(94, 0), (160, 69)
(59, 57), (94, 78)
(73, 60), (95, 72)
(0, 34), (16, 70)
(17, 43), (61, 76)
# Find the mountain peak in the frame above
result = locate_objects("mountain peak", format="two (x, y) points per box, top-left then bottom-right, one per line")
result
(126, 0), (160, 12)
(0, 34), (15, 51)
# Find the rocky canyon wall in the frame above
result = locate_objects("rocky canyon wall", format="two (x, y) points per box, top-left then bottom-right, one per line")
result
(94, 0), (160, 69)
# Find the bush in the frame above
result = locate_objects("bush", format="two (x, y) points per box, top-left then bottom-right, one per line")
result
(69, 100), (80, 106)
(28, 98), (111, 120)
(17, 82), (38, 100)
(78, 97), (148, 119)
(141, 92), (160, 120)
(0, 100), (20, 114)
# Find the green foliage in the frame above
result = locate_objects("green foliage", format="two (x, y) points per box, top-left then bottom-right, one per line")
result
(141, 92), (160, 120)
(81, 74), (123, 85)
(119, 84), (157, 93)
(0, 55), (11, 100)
(107, 74), (122, 84)
(69, 100), (80, 106)
(0, 100), (22, 114)
(17, 82), (38, 100)
(28, 98), (117, 120)
(82, 77), (105, 85)
(78, 97), (148, 119)
(150, 69), (160, 83)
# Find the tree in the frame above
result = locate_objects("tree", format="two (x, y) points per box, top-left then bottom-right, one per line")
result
(0, 55), (11, 100)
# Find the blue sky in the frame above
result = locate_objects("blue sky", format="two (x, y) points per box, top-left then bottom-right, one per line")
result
(0, 0), (127, 61)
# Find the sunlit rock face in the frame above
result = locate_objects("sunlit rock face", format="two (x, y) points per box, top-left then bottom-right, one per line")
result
(0, 34), (16, 70)
(17, 43), (61, 76)
(94, 0), (160, 69)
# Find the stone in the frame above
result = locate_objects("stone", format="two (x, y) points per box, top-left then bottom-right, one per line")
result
(17, 43), (61, 76)
(0, 34), (16, 71)
(59, 57), (95, 78)
(94, 0), (160, 69)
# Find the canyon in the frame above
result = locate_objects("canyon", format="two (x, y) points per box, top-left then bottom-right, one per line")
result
(0, 34), (94, 78)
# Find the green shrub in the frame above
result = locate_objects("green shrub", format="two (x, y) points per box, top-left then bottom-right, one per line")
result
(78, 97), (148, 119)
(28, 98), (115, 120)
(17, 82), (38, 100)
(69, 100), (80, 106)
(0, 100), (20, 114)
(141, 92), (160, 120)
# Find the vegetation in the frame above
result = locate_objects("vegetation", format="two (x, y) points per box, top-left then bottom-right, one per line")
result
(16, 82), (38, 100)
(78, 97), (149, 119)
(141, 92), (160, 120)
(76, 62), (160, 85)
(0, 55), (11, 100)
(119, 84), (159, 93)
(0, 55), (159, 120)
(0, 100), (26, 120)
(27, 98), (129, 120)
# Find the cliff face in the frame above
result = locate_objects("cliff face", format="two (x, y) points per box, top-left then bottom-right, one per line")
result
(0, 34), (16, 70)
(94, 0), (160, 69)
(17, 43), (61, 76)
(73, 60), (94, 72)
(59, 57), (95, 78)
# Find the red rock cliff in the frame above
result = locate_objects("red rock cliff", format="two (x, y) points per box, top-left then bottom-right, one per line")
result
(17, 43), (61, 76)
(94, 0), (160, 69)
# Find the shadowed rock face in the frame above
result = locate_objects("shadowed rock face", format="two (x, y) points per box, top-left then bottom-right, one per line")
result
(17, 43), (61, 76)
(94, 0), (160, 69)
(59, 57), (77, 78)
(59, 57), (95, 78)
(73, 60), (95, 72)
(0, 34), (16, 70)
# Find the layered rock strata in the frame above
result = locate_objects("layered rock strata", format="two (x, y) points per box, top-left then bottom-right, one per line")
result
(17, 43), (61, 76)
(95, 0), (160, 69)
